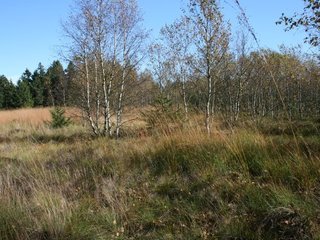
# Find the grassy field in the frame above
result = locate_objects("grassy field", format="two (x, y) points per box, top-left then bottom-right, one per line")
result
(0, 108), (320, 239)
(0, 107), (82, 126)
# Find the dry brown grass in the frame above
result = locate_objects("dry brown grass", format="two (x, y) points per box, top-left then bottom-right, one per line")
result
(0, 108), (52, 125)
(0, 108), (319, 239)
(0, 107), (82, 126)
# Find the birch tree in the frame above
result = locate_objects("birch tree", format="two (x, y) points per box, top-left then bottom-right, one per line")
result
(229, 32), (252, 121)
(160, 16), (193, 118)
(114, 0), (148, 138)
(187, 0), (230, 133)
(149, 43), (170, 94)
(62, 0), (99, 135)
(63, 0), (147, 137)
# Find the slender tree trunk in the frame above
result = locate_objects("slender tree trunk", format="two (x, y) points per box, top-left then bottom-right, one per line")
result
(211, 79), (216, 118)
(182, 79), (188, 119)
(103, 24), (118, 137)
(116, 34), (127, 139)
(181, 68), (188, 119)
(298, 77), (302, 118)
(106, 72), (112, 136)
(100, 53), (111, 137)
(270, 86), (274, 118)
(206, 64), (212, 134)
(235, 77), (242, 121)
(286, 79), (292, 119)
(85, 57), (98, 135)
(94, 59), (100, 132)
(116, 69), (126, 138)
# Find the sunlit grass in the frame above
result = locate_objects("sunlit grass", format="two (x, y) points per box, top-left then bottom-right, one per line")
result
(0, 108), (320, 239)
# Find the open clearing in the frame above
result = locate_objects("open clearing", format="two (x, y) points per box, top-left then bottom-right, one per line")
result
(0, 108), (320, 239)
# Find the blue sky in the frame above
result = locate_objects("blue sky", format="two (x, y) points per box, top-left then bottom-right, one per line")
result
(0, 0), (311, 82)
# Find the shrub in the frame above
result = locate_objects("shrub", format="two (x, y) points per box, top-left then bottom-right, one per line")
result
(141, 95), (183, 132)
(50, 107), (72, 129)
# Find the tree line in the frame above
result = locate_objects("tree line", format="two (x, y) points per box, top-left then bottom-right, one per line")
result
(1, 0), (319, 136)
(158, 45), (320, 121)
(0, 59), (156, 111)
(60, 0), (320, 136)
(0, 61), (77, 109)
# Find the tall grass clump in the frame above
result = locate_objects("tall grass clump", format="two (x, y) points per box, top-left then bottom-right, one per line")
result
(141, 95), (184, 136)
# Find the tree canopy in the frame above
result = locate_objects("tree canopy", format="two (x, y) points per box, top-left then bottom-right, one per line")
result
(277, 0), (320, 47)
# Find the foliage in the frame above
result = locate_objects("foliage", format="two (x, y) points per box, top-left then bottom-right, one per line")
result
(0, 60), (80, 110)
(277, 0), (320, 47)
(0, 75), (19, 109)
(62, 0), (149, 138)
(0, 0), (319, 140)
(16, 71), (34, 108)
(141, 95), (183, 131)
(31, 63), (46, 107)
(49, 107), (72, 129)
(47, 60), (66, 106)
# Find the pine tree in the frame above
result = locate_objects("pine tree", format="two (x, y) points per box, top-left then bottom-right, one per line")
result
(31, 63), (46, 107)
(50, 107), (71, 128)
(65, 61), (79, 106)
(47, 61), (66, 106)
(5, 80), (19, 108)
(17, 70), (34, 108)
(0, 75), (7, 108)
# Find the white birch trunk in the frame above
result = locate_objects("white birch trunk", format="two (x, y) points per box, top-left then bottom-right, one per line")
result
(84, 57), (98, 135)
(94, 59), (100, 132)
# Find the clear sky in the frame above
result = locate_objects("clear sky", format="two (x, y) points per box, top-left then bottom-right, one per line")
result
(0, 0), (312, 82)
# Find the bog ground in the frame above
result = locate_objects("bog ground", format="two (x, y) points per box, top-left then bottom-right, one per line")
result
(0, 108), (320, 239)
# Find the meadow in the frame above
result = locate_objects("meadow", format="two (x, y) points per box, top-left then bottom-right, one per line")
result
(0, 108), (320, 239)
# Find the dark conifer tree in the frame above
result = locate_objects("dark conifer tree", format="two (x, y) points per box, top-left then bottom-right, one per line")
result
(65, 61), (79, 106)
(16, 70), (34, 108)
(47, 61), (65, 106)
(31, 63), (46, 107)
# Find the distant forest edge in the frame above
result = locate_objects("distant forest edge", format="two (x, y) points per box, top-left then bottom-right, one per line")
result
(0, 60), (159, 110)
(0, 61), (76, 109)
(1, 47), (319, 120)
(1, 0), (319, 137)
